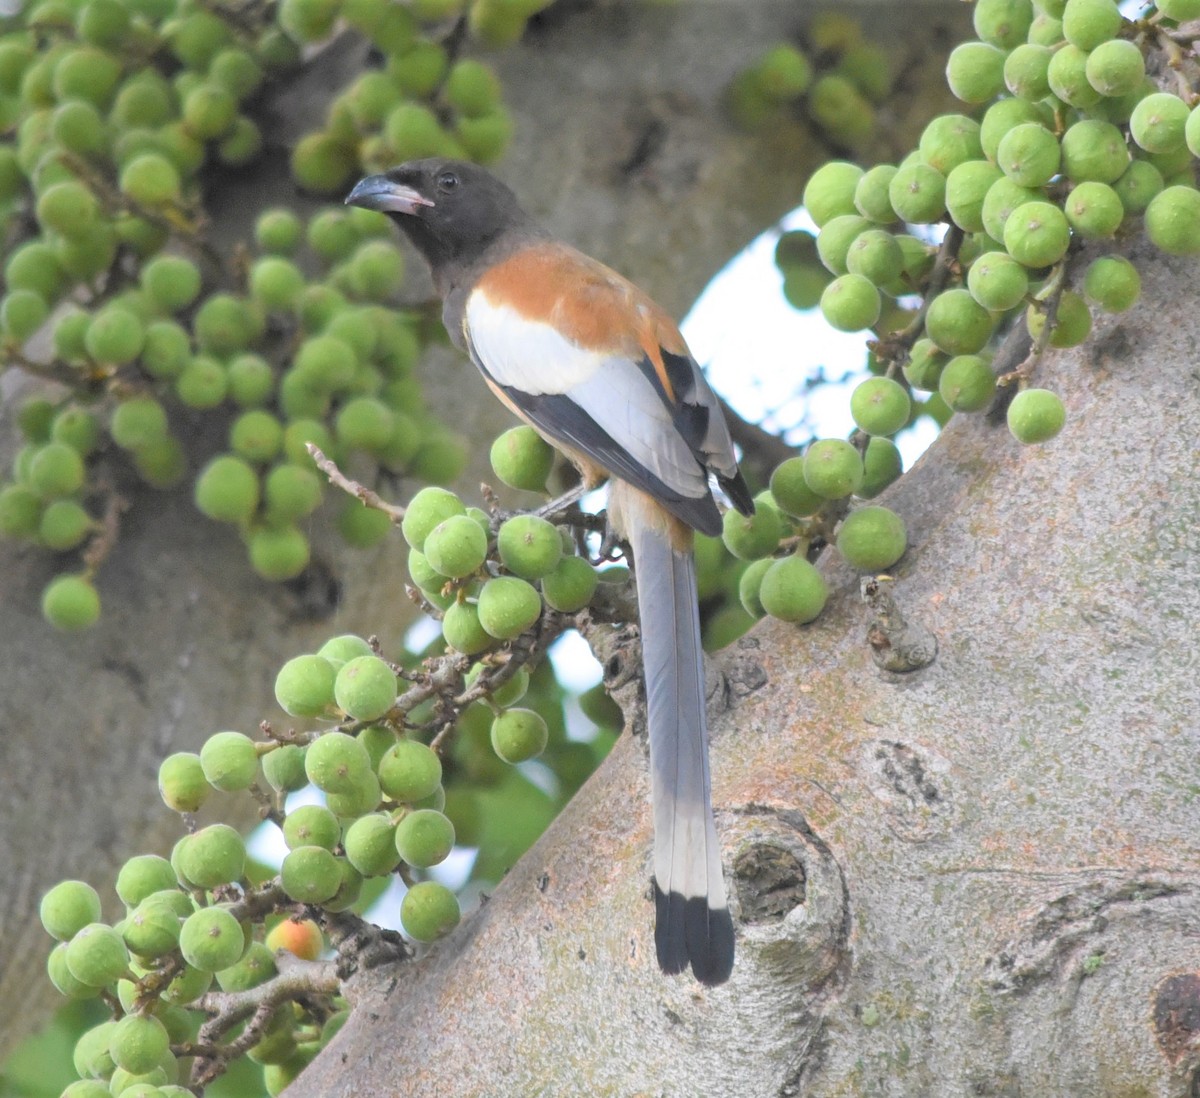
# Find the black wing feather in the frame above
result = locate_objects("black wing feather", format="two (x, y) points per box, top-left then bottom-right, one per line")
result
(496, 383), (722, 537)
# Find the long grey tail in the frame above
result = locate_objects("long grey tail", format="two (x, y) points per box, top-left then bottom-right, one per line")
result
(628, 521), (734, 986)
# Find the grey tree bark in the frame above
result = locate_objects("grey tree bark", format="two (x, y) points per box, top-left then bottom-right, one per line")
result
(292, 239), (1200, 1097)
(0, 0), (974, 1064)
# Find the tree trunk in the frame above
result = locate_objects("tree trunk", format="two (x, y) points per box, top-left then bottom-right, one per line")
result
(0, 0), (969, 1057)
(292, 240), (1200, 1097)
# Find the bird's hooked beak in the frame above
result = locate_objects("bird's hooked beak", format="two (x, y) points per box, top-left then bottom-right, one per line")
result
(345, 175), (435, 216)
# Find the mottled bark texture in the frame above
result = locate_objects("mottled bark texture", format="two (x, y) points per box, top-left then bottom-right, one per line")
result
(291, 242), (1200, 1096)
(0, 0), (971, 1059)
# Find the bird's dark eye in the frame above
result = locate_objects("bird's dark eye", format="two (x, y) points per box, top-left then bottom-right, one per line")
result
(437, 171), (459, 193)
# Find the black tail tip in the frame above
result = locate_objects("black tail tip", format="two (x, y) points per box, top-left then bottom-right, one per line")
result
(655, 884), (735, 986)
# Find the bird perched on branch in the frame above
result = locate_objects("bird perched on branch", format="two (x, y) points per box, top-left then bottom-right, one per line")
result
(347, 159), (752, 985)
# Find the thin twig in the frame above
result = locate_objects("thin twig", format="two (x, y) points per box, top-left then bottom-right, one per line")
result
(306, 444), (406, 521)
(428, 611), (569, 750)
(879, 224), (966, 368)
(1004, 265), (1067, 387)
(448, 612), (566, 711)
(1155, 28), (1200, 101)
(985, 323), (1036, 424)
(1157, 21), (1200, 44)
(2, 347), (96, 389)
(58, 150), (210, 244)
(81, 487), (130, 574)
(190, 954), (341, 1086)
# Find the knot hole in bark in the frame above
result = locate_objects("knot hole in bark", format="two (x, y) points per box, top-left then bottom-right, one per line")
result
(733, 843), (806, 922)
(727, 806), (849, 991)
(1154, 972), (1200, 1070)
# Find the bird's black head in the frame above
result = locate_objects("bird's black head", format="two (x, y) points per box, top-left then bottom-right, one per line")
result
(345, 159), (534, 277)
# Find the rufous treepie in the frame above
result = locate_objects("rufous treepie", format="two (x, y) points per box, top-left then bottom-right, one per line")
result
(347, 159), (753, 985)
